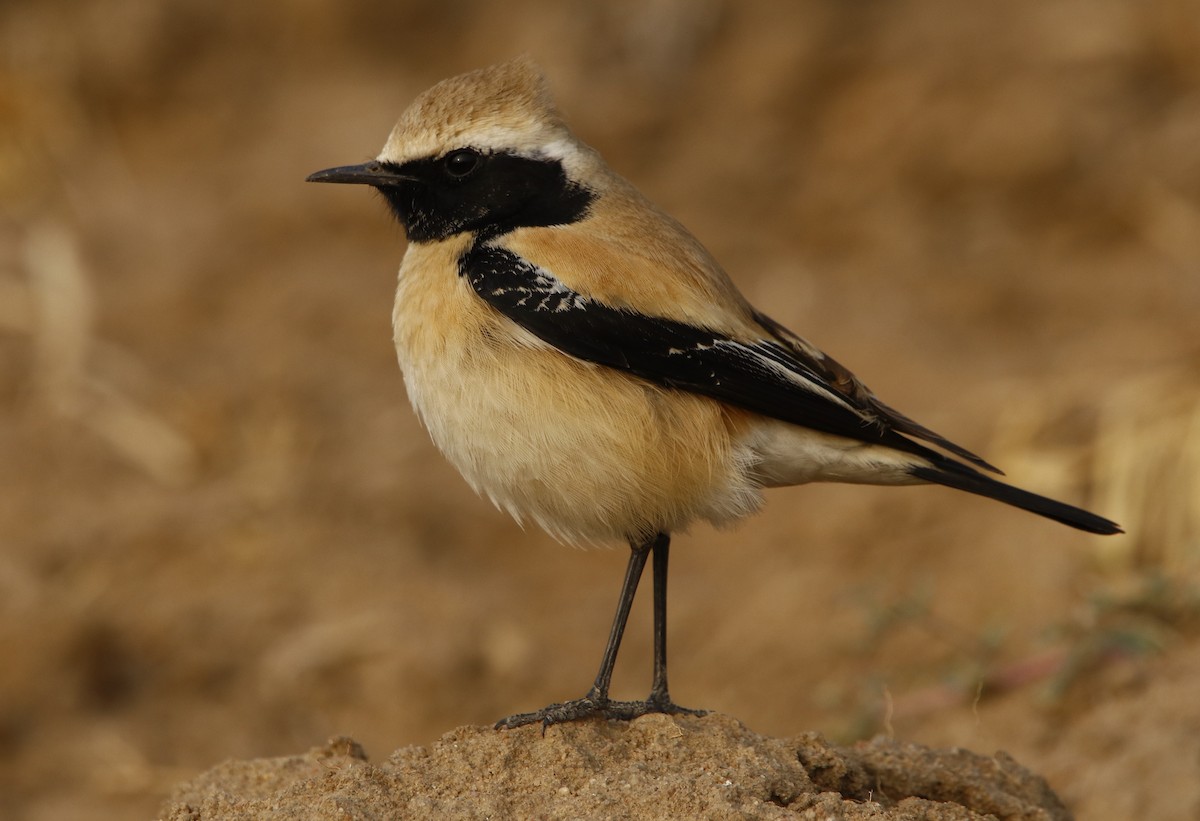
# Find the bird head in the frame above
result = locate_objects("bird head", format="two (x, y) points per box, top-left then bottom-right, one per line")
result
(307, 57), (598, 243)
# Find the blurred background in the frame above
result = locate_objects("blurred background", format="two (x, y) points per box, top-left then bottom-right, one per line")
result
(2, 0), (1199, 818)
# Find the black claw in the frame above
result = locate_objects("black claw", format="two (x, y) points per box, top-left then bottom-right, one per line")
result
(494, 695), (609, 731)
(494, 694), (706, 731)
(644, 692), (707, 718)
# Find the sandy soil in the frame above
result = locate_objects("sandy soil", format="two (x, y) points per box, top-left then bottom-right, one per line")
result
(2, 1), (1199, 819)
(160, 714), (1071, 820)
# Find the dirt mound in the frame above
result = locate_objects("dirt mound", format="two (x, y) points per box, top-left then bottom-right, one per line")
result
(161, 714), (1068, 820)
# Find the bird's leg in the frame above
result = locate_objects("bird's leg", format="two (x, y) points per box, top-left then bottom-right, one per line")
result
(644, 533), (705, 716)
(495, 532), (705, 730)
(583, 533), (653, 704)
(495, 534), (652, 729)
(649, 532), (672, 704)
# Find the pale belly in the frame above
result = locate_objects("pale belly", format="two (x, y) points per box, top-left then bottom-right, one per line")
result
(391, 244), (763, 544)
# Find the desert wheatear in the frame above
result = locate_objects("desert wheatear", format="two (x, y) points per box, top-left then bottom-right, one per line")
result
(308, 57), (1120, 729)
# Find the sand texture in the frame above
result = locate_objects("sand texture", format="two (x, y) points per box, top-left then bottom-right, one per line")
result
(161, 714), (1069, 820)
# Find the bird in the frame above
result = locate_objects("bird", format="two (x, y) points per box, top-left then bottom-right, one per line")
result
(306, 57), (1121, 730)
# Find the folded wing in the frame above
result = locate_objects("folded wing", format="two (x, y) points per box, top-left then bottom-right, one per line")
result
(460, 243), (1121, 535)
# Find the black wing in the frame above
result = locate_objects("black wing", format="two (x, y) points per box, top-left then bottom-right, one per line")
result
(460, 244), (1122, 535)
(461, 245), (948, 462)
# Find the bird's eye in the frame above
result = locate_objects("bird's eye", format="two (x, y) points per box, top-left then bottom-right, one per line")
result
(443, 149), (482, 179)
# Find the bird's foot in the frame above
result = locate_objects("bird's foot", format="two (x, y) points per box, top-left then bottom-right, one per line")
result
(495, 690), (706, 731)
(641, 690), (707, 720)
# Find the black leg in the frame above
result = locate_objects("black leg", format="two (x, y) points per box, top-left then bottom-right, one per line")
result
(649, 533), (671, 704)
(586, 535), (653, 701)
(495, 531), (705, 730)
(645, 533), (704, 717)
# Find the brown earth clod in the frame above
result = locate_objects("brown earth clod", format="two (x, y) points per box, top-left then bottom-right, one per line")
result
(160, 713), (1071, 820)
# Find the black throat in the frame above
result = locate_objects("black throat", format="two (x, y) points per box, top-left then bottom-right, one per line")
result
(376, 151), (595, 243)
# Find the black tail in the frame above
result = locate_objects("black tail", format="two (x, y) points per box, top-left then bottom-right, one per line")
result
(909, 461), (1122, 535)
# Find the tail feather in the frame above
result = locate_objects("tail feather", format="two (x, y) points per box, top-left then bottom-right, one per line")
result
(909, 461), (1122, 535)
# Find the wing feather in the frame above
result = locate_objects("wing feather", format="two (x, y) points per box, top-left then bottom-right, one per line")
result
(749, 310), (1000, 472)
(461, 244), (990, 466)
